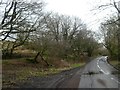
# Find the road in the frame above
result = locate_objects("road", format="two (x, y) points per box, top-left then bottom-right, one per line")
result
(79, 56), (120, 88)
(6, 56), (119, 88)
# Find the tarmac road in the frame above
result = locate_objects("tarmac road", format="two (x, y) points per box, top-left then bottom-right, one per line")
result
(6, 56), (119, 89)
(79, 56), (120, 88)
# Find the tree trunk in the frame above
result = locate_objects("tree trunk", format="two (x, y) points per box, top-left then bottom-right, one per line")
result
(34, 52), (50, 66)
(87, 48), (92, 57)
(34, 52), (40, 63)
(39, 53), (50, 66)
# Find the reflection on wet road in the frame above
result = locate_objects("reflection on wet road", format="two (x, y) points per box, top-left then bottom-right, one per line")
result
(79, 56), (120, 88)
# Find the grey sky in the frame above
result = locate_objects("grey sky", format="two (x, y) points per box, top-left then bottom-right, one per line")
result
(0, 0), (119, 32)
(44, 0), (119, 31)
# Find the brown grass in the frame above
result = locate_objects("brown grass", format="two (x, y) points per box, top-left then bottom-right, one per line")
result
(2, 58), (85, 88)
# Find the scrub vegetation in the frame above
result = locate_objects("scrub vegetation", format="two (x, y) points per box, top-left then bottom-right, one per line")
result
(1, 0), (120, 88)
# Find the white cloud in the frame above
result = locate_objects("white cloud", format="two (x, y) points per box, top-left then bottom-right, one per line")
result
(44, 0), (118, 31)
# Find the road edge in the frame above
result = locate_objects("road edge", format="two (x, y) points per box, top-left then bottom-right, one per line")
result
(107, 59), (120, 71)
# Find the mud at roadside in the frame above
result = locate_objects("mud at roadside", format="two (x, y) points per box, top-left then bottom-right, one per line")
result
(4, 66), (84, 88)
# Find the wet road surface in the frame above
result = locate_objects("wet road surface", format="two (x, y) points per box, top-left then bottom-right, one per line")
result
(6, 56), (119, 89)
(79, 56), (120, 88)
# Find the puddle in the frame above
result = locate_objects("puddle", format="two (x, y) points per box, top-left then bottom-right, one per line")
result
(82, 71), (120, 75)
(111, 71), (120, 75)
(82, 71), (102, 75)
(97, 79), (106, 87)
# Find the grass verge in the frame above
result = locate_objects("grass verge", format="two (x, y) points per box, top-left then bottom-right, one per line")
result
(109, 60), (120, 81)
(109, 60), (120, 70)
(2, 58), (85, 87)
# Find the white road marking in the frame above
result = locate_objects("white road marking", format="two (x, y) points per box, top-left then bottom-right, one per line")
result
(97, 60), (110, 75)
(97, 57), (120, 84)
(111, 77), (120, 84)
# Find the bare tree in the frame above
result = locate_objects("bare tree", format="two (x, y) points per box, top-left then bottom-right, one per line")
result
(100, 18), (119, 59)
(0, 0), (44, 41)
(1, 0), (45, 58)
(95, 0), (120, 60)
(43, 13), (61, 43)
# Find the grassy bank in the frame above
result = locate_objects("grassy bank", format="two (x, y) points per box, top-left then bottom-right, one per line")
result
(109, 60), (120, 82)
(2, 58), (85, 87)
(109, 60), (120, 70)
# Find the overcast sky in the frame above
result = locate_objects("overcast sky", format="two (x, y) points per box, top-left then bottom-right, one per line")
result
(44, 0), (118, 32)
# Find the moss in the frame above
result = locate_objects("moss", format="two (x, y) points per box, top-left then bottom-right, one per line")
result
(70, 63), (85, 68)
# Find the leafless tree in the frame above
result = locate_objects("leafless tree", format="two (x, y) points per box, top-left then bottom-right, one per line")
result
(96, 0), (120, 60)
(0, 0), (44, 41)
(1, 0), (45, 58)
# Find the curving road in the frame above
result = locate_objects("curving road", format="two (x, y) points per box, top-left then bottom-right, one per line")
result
(79, 56), (120, 88)
(10, 56), (119, 88)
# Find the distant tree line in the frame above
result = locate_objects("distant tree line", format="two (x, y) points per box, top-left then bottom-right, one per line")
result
(0, 0), (99, 64)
